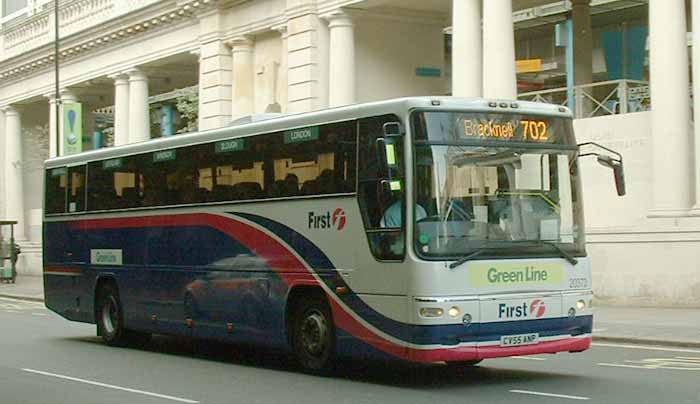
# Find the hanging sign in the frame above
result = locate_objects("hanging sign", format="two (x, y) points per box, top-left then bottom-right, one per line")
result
(63, 103), (83, 155)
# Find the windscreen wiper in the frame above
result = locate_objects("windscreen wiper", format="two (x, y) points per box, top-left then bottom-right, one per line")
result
(538, 241), (578, 265)
(449, 249), (485, 269)
(448, 241), (578, 269)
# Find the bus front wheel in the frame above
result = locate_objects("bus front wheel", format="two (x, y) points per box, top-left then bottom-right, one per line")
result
(292, 295), (335, 373)
(446, 359), (483, 371)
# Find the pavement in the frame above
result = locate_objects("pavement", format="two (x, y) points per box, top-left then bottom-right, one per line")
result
(0, 275), (44, 302)
(2, 274), (699, 348)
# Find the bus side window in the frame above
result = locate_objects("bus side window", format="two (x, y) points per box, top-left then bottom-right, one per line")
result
(358, 115), (405, 261)
(67, 165), (86, 213)
(45, 167), (67, 214)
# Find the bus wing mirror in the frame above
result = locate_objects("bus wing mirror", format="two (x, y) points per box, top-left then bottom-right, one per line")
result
(614, 163), (626, 196)
(578, 142), (626, 196)
(382, 122), (404, 137)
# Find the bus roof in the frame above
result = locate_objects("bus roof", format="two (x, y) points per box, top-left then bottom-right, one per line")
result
(45, 97), (572, 169)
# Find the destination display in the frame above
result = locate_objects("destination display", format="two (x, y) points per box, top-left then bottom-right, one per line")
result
(416, 111), (574, 145)
(463, 118), (551, 142)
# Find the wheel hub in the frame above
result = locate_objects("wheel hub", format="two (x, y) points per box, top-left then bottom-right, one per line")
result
(300, 311), (328, 356)
(102, 296), (118, 334)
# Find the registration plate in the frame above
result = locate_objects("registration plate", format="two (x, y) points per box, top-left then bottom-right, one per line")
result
(500, 333), (539, 347)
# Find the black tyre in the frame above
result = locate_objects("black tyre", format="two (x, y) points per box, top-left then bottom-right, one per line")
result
(291, 295), (335, 373)
(96, 283), (129, 346)
(446, 359), (483, 370)
(97, 284), (152, 347)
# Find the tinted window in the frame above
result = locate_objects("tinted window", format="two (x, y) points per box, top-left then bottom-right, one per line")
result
(45, 167), (67, 214)
(67, 165), (86, 213)
(85, 120), (357, 211)
(88, 156), (143, 210)
(268, 121), (356, 198)
(357, 115), (405, 261)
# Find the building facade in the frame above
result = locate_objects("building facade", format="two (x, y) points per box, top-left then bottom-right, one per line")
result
(1, 0), (699, 306)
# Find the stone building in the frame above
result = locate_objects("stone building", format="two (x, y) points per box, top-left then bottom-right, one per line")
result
(1, 0), (700, 306)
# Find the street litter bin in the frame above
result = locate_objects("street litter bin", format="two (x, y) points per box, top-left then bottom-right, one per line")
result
(0, 221), (18, 284)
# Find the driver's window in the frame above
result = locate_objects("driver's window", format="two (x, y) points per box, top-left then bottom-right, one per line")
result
(357, 115), (405, 261)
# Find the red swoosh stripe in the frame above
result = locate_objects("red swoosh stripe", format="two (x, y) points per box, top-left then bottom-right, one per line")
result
(72, 213), (591, 362)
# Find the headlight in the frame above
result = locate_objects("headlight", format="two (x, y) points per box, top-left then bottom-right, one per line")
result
(419, 308), (444, 318)
(568, 307), (576, 318)
(576, 300), (586, 310)
(448, 307), (461, 318)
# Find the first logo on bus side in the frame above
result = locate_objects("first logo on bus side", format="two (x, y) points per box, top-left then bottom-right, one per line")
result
(308, 208), (346, 231)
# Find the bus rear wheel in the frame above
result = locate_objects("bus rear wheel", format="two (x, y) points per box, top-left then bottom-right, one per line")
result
(292, 295), (335, 373)
(97, 283), (128, 346)
(96, 283), (151, 347)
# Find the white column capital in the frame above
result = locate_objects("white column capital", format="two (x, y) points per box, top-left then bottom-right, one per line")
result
(227, 36), (254, 52)
(272, 24), (288, 39)
(1, 105), (21, 116)
(323, 11), (354, 28)
(59, 88), (78, 102)
(126, 68), (148, 82)
(109, 72), (130, 83)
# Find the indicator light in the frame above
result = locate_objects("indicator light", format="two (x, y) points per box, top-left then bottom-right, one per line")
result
(420, 308), (444, 318)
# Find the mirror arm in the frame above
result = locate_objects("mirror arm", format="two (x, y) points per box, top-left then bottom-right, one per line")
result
(578, 142), (623, 163)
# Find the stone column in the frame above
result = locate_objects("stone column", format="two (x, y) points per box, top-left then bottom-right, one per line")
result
(572, 0), (593, 116)
(452, 0), (482, 97)
(317, 17), (330, 109)
(46, 94), (59, 158)
(198, 42), (233, 130)
(273, 25), (289, 112)
(3, 106), (25, 240)
(83, 103), (96, 150)
(112, 73), (130, 146)
(649, 0), (692, 213)
(572, 0), (593, 86)
(59, 89), (78, 156)
(229, 37), (255, 121)
(0, 109), (5, 222)
(482, 0), (517, 99)
(127, 68), (150, 144)
(693, 0), (700, 209)
(327, 12), (356, 107)
(285, 7), (327, 113)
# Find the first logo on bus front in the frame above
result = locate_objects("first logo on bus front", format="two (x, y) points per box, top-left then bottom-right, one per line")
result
(308, 208), (346, 231)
